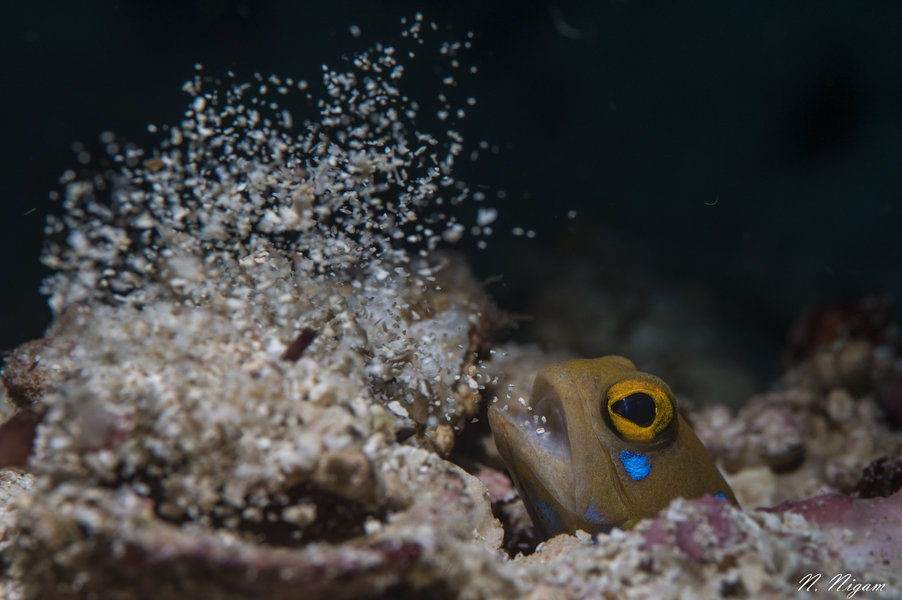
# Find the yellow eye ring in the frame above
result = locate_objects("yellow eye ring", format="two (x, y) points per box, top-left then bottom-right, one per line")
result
(605, 377), (675, 443)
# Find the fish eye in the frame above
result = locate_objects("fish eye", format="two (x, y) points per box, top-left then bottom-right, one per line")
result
(605, 377), (675, 443)
(610, 392), (656, 427)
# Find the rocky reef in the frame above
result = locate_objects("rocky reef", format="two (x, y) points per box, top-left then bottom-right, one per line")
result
(2, 18), (901, 600)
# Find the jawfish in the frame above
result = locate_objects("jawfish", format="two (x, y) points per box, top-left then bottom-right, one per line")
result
(489, 356), (737, 539)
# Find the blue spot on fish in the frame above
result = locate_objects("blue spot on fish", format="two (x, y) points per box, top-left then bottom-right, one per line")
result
(582, 505), (613, 536)
(714, 492), (726, 500)
(585, 504), (603, 523)
(533, 499), (562, 533)
(619, 450), (651, 481)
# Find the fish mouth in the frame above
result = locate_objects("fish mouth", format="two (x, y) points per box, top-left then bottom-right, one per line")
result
(488, 400), (577, 522)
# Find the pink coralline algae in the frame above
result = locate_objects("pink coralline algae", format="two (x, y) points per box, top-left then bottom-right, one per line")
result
(0, 410), (41, 469)
(641, 496), (737, 562)
(764, 492), (902, 570)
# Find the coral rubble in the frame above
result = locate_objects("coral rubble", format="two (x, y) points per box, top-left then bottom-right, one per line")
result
(2, 18), (901, 600)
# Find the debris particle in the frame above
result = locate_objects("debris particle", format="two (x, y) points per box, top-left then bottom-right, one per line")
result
(281, 328), (318, 363)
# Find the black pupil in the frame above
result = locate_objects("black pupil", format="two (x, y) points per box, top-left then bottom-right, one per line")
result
(611, 393), (656, 427)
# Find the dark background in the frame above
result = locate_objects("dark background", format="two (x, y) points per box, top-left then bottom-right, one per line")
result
(2, 1), (901, 369)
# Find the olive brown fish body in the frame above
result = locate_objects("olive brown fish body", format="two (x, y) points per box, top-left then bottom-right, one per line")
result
(488, 356), (737, 539)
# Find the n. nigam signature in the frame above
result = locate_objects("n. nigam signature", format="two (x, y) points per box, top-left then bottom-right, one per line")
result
(799, 573), (888, 598)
